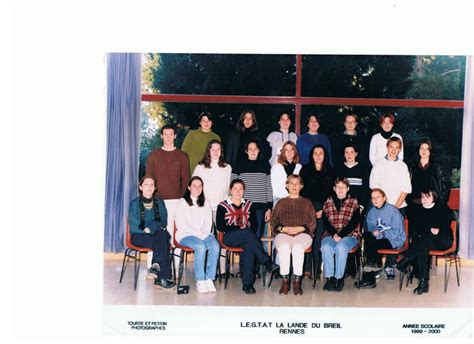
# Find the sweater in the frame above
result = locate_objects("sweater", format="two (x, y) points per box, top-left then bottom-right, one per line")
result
(334, 162), (370, 209)
(128, 196), (168, 235)
(369, 132), (404, 165)
(299, 163), (334, 205)
(146, 148), (190, 200)
(369, 156), (412, 208)
(192, 162), (231, 210)
(271, 162), (302, 200)
(225, 128), (270, 167)
(332, 131), (369, 168)
(297, 132), (333, 166)
(410, 203), (453, 241)
(181, 129), (221, 173)
(231, 159), (273, 210)
(266, 131), (299, 166)
(175, 198), (213, 242)
(365, 202), (406, 249)
(216, 199), (257, 233)
(271, 197), (316, 237)
(322, 195), (361, 238)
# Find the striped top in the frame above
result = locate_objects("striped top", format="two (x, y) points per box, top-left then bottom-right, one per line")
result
(231, 159), (273, 210)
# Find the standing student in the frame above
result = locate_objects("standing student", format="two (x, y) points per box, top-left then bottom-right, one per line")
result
(369, 112), (403, 165)
(231, 139), (273, 239)
(271, 141), (302, 205)
(175, 176), (220, 294)
(192, 139), (232, 274)
(334, 143), (370, 212)
(266, 112), (298, 166)
(225, 109), (270, 167)
(369, 137), (411, 216)
(332, 112), (369, 168)
(297, 114), (333, 166)
(181, 111), (221, 173)
(146, 124), (190, 272)
(128, 176), (175, 289)
(300, 144), (335, 277)
(216, 179), (278, 294)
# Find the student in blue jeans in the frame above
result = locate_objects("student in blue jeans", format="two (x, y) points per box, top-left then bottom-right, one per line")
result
(321, 178), (361, 292)
(175, 176), (220, 294)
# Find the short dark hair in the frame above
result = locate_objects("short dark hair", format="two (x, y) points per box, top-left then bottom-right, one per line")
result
(344, 112), (359, 122)
(334, 177), (350, 188)
(198, 111), (213, 123)
(160, 124), (176, 135)
(386, 136), (402, 148)
(306, 114), (320, 126)
(245, 139), (261, 152)
(230, 178), (246, 190)
(421, 188), (439, 203)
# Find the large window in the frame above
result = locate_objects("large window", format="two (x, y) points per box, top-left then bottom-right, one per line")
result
(140, 53), (465, 186)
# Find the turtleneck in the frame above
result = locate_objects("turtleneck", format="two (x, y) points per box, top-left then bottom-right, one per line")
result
(380, 130), (393, 140)
(422, 202), (436, 209)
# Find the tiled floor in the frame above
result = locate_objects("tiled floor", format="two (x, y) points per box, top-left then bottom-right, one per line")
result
(104, 256), (473, 308)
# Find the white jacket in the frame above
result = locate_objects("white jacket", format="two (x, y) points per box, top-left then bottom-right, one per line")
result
(175, 198), (213, 242)
(369, 132), (404, 165)
(271, 163), (302, 201)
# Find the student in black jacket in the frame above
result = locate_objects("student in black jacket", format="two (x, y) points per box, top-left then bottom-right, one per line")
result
(396, 188), (453, 295)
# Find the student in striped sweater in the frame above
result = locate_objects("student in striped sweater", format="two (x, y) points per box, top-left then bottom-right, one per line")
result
(231, 139), (273, 239)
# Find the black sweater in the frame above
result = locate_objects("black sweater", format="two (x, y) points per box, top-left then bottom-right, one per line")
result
(410, 203), (453, 241)
(334, 162), (370, 209)
(300, 163), (334, 205)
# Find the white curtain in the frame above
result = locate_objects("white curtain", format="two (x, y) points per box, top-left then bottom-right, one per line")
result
(459, 55), (474, 259)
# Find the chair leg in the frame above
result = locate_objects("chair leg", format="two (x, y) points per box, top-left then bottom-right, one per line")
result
(312, 251), (316, 289)
(261, 264), (266, 287)
(354, 251), (360, 289)
(133, 251), (141, 291)
(224, 251), (231, 289)
(177, 249), (185, 294)
(171, 248), (176, 283)
(119, 248), (130, 283)
(444, 254), (449, 293)
(455, 256), (460, 286)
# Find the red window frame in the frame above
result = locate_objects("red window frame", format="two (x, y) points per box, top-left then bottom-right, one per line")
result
(141, 54), (464, 135)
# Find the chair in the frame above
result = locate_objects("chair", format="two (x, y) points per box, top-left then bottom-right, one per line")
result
(172, 225), (195, 294)
(349, 239), (363, 289)
(268, 244), (316, 288)
(217, 231), (247, 288)
(429, 220), (460, 292)
(375, 218), (409, 291)
(118, 223), (151, 291)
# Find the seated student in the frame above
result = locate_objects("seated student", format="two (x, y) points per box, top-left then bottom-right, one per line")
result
(128, 175), (175, 289)
(396, 188), (453, 295)
(175, 176), (220, 294)
(271, 175), (316, 296)
(361, 188), (406, 287)
(321, 178), (361, 292)
(216, 179), (278, 294)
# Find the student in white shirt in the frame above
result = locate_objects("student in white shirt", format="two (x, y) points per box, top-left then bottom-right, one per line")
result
(369, 112), (403, 165)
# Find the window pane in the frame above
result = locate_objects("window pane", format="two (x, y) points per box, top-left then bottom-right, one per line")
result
(301, 55), (465, 100)
(140, 101), (295, 178)
(142, 53), (296, 96)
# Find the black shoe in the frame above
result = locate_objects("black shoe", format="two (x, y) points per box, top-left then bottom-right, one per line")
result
(333, 278), (344, 292)
(154, 278), (176, 289)
(147, 263), (160, 279)
(236, 271), (243, 278)
(323, 277), (336, 291)
(242, 284), (256, 294)
(396, 257), (411, 273)
(356, 280), (376, 289)
(414, 279), (429, 295)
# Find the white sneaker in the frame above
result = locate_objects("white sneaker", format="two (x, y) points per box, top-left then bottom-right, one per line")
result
(196, 280), (209, 293)
(205, 279), (217, 293)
